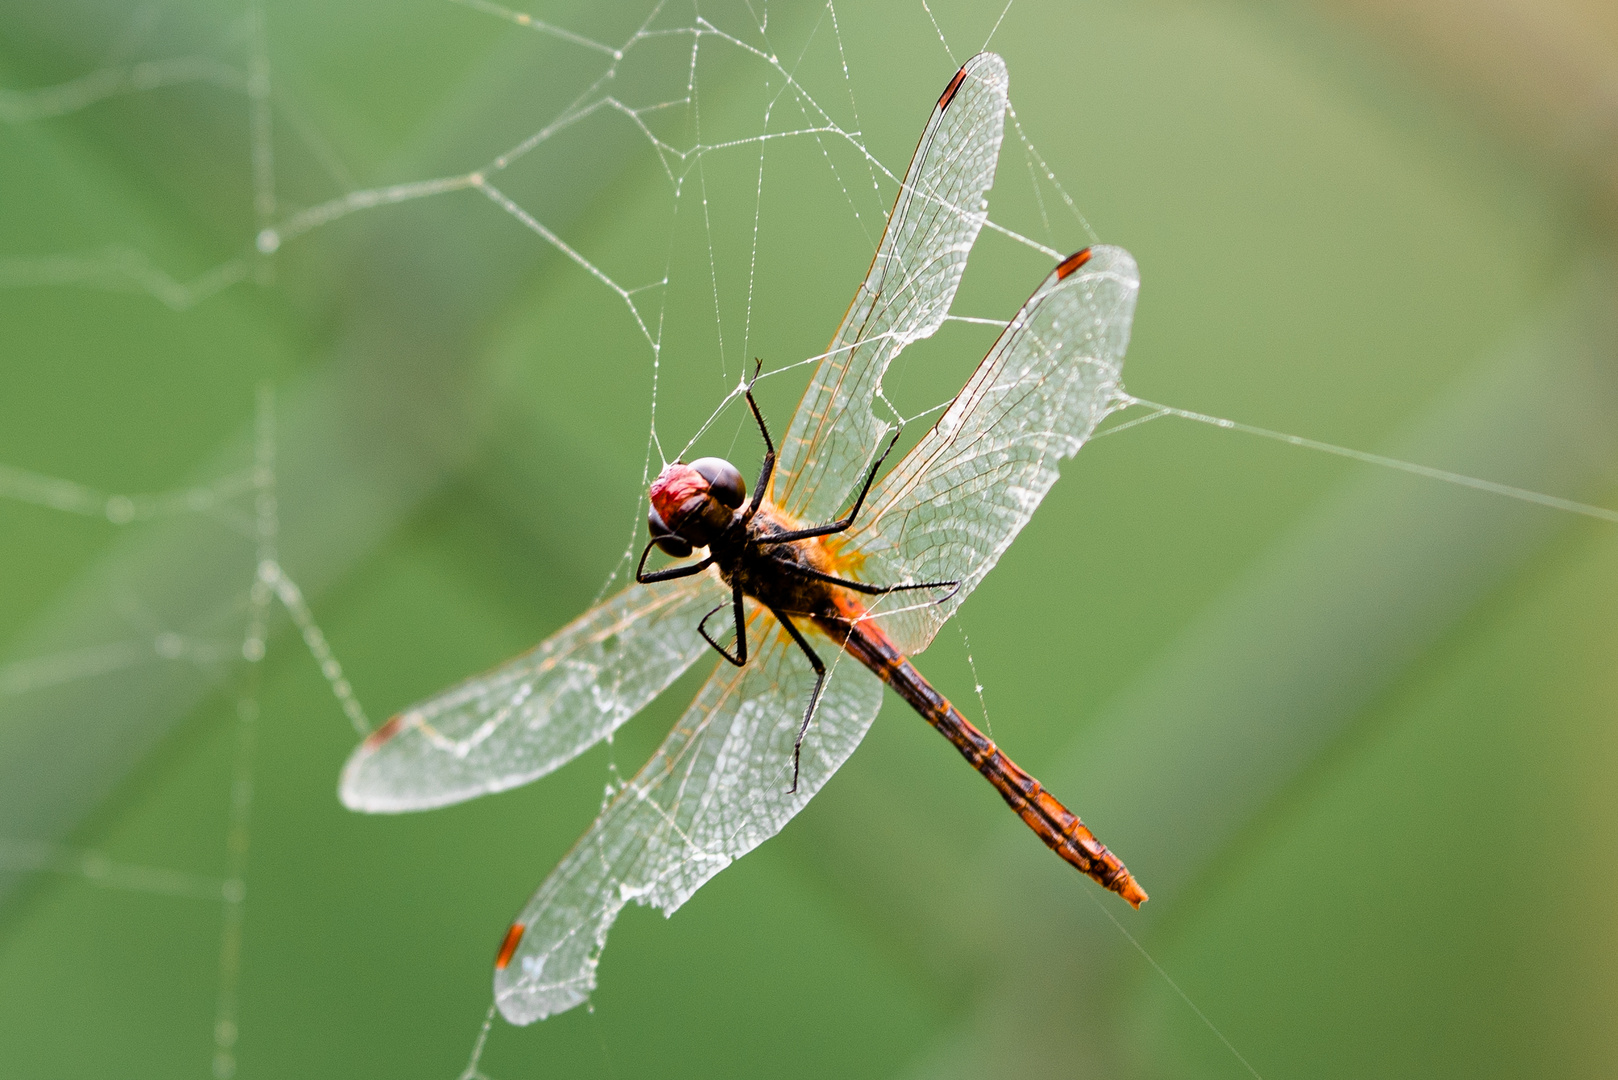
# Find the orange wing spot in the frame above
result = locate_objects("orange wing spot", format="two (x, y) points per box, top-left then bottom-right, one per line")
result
(494, 922), (526, 970)
(1055, 247), (1093, 280)
(363, 714), (404, 751)
(938, 65), (969, 110)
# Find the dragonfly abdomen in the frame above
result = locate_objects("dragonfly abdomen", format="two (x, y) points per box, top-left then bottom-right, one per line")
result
(823, 613), (1147, 908)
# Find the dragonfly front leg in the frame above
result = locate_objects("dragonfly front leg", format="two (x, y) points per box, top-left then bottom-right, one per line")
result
(741, 365), (776, 525)
(757, 423), (903, 544)
(698, 582), (748, 666)
(767, 606), (826, 795)
(635, 541), (715, 584)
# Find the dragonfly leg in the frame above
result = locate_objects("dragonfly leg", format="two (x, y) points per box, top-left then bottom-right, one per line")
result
(757, 422), (904, 544)
(697, 583), (748, 666)
(635, 541), (715, 584)
(741, 361), (777, 524)
(776, 560), (960, 603)
(767, 605), (826, 795)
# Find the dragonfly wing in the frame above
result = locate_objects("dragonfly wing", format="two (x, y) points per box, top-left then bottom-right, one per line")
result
(847, 245), (1140, 656)
(771, 52), (1008, 523)
(339, 573), (727, 813)
(492, 607), (882, 1024)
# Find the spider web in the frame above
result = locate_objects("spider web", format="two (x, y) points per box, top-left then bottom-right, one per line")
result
(2, 1), (1615, 1078)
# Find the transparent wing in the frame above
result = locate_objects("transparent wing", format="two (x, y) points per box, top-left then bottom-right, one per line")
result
(771, 51), (1008, 523)
(846, 245), (1140, 655)
(339, 573), (726, 813)
(492, 607), (883, 1024)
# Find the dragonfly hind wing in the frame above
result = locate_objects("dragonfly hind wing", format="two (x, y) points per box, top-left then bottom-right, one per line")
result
(847, 244), (1140, 656)
(771, 52), (1008, 524)
(339, 573), (726, 813)
(492, 608), (882, 1024)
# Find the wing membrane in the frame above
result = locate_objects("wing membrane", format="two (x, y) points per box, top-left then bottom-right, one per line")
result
(846, 244), (1140, 655)
(492, 608), (882, 1024)
(340, 573), (726, 813)
(771, 52), (1008, 523)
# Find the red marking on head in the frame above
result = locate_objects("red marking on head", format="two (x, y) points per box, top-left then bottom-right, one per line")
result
(938, 65), (969, 110)
(494, 922), (525, 970)
(1055, 247), (1093, 281)
(363, 714), (404, 751)
(649, 463), (710, 529)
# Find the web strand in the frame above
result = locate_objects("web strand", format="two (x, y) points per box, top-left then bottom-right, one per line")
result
(0, 379), (381, 1075)
(0, 838), (232, 902)
(1085, 887), (1266, 1080)
(919, 0), (958, 64)
(3, 2), (1083, 320)
(1119, 396), (1618, 525)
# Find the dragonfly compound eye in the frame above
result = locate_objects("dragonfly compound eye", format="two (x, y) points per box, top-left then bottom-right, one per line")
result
(647, 507), (693, 558)
(690, 457), (746, 509)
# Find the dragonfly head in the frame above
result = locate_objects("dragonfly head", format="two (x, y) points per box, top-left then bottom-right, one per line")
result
(648, 457), (746, 554)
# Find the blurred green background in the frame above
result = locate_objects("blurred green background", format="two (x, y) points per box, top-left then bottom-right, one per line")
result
(2, 0), (1617, 1077)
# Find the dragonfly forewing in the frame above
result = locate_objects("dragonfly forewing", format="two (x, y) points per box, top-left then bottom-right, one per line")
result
(847, 245), (1140, 655)
(492, 607), (882, 1024)
(771, 52), (1008, 523)
(340, 573), (727, 813)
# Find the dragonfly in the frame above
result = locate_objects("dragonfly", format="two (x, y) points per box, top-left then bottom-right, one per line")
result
(340, 51), (1141, 1026)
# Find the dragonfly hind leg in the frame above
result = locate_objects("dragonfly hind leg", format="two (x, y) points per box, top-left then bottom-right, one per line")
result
(766, 605), (826, 795)
(779, 561), (960, 603)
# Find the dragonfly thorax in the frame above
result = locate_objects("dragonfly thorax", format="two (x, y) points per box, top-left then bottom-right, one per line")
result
(648, 457), (746, 554)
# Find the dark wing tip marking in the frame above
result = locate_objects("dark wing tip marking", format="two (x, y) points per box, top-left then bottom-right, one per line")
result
(1055, 247), (1094, 281)
(362, 714), (405, 751)
(494, 922), (526, 970)
(938, 65), (969, 110)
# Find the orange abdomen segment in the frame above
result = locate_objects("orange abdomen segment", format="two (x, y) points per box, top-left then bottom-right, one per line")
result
(819, 612), (1146, 908)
